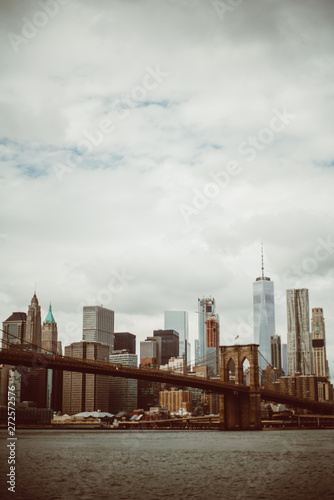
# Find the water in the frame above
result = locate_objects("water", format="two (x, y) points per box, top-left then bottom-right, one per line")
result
(1, 429), (334, 500)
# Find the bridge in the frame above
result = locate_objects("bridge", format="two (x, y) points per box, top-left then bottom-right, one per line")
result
(1, 340), (333, 430)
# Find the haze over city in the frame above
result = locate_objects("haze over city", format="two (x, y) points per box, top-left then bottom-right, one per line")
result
(1, 0), (333, 376)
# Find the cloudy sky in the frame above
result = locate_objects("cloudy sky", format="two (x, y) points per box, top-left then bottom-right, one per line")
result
(1, 0), (333, 376)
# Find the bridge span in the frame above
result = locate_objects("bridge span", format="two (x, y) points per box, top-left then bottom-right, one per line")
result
(1, 345), (333, 429)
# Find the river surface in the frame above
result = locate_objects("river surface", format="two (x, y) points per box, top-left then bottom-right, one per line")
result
(0, 429), (334, 500)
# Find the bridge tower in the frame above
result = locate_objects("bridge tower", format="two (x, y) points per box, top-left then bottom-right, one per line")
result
(219, 344), (262, 430)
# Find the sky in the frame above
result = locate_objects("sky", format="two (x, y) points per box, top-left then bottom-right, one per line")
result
(0, 0), (333, 378)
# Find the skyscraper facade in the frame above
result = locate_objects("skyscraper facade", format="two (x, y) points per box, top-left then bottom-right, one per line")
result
(270, 334), (282, 372)
(153, 330), (179, 365)
(42, 304), (58, 354)
(206, 314), (220, 376)
(197, 297), (217, 364)
(113, 332), (136, 354)
(311, 307), (329, 379)
(164, 311), (189, 361)
(62, 341), (110, 415)
(109, 352), (138, 414)
(253, 256), (275, 370)
(25, 293), (42, 351)
(287, 289), (313, 376)
(82, 306), (114, 353)
(2, 312), (26, 348)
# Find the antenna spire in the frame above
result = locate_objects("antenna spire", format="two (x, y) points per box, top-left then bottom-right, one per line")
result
(261, 242), (264, 279)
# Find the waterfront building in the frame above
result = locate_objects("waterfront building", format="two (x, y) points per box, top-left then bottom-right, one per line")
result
(159, 388), (192, 414)
(253, 250), (275, 371)
(153, 330), (179, 365)
(287, 289), (313, 376)
(109, 351), (138, 414)
(113, 332), (136, 354)
(62, 341), (110, 415)
(164, 311), (189, 362)
(82, 305), (114, 354)
(311, 308), (329, 379)
(24, 293), (42, 351)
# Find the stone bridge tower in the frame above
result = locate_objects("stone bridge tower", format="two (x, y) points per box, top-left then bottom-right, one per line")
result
(219, 344), (262, 430)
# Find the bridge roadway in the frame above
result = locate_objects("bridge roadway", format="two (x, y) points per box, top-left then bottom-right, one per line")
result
(1, 348), (333, 413)
(0, 348), (248, 395)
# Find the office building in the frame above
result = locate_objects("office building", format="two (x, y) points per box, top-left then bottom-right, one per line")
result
(206, 314), (220, 376)
(138, 338), (161, 411)
(24, 293), (42, 351)
(282, 343), (287, 375)
(109, 351), (138, 414)
(253, 250), (275, 370)
(287, 289), (313, 376)
(82, 306), (114, 353)
(2, 312), (26, 348)
(311, 308), (329, 379)
(153, 330), (179, 365)
(140, 337), (160, 366)
(197, 297), (217, 365)
(270, 334), (282, 372)
(42, 304), (58, 354)
(62, 341), (110, 415)
(164, 311), (189, 362)
(113, 332), (136, 354)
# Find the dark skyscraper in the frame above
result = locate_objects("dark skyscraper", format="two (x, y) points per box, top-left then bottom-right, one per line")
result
(113, 332), (136, 354)
(153, 329), (179, 365)
(24, 293), (42, 351)
(270, 334), (282, 372)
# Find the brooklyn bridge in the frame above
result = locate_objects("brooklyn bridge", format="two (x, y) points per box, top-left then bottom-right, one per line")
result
(1, 339), (333, 430)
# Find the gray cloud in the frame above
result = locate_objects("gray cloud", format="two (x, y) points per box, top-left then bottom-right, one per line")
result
(0, 0), (333, 373)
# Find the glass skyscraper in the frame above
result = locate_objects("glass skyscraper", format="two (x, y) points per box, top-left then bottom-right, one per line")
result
(164, 311), (189, 361)
(253, 258), (276, 372)
(82, 306), (115, 353)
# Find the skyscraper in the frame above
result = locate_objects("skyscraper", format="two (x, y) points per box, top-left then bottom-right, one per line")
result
(287, 289), (313, 376)
(109, 351), (138, 414)
(42, 304), (58, 354)
(311, 308), (329, 379)
(205, 314), (220, 376)
(164, 311), (189, 361)
(253, 249), (275, 371)
(62, 341), (110, 415)
(24, 293), (42, 351)
(153, 330), (179, 365)
(113, 332), (136, 354)
(197, 297), (218, 364)
(82, 306), (114, 353)
(2, 312), (26, 348)
(270, 334), (282, 372)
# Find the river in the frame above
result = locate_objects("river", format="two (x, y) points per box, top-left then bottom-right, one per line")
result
(1, 429), (334, 500)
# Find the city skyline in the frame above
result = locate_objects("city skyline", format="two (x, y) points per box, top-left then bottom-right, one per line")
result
(2, 282), (333, 383)
(1, 1), (333, 381)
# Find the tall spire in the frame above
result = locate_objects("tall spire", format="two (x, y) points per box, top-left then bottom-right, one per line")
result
(261, 242), (264, 279)
(44, 303), (56, 324)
